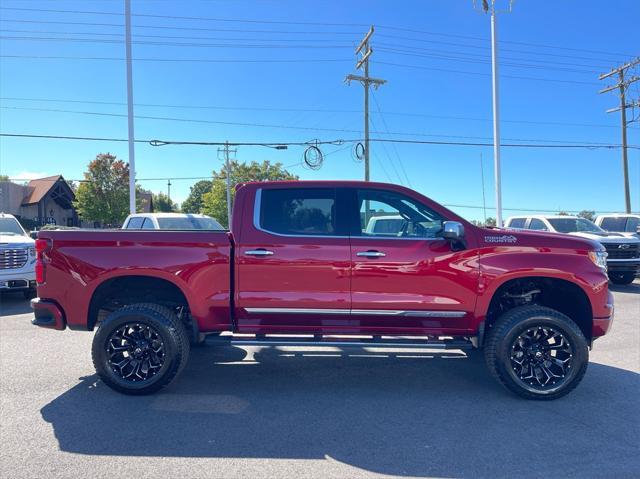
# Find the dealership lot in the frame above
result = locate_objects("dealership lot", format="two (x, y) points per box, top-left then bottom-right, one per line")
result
(1, 284), (638, 479)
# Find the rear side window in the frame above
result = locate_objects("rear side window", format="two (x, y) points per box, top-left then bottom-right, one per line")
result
(508, 218), (526, 228)
(125, 217), (144, 229)
(259, 188), (336, 236)
(600, 217), (626, 231)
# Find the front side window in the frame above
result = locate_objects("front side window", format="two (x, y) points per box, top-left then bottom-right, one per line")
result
(355, 189), (443, 239)
(141, 218), (155, 229)
(125, 217), (144, 229)
(625, 217), (640, 233)
(259, 188), (336, 236)
(528, 219), (548, 231)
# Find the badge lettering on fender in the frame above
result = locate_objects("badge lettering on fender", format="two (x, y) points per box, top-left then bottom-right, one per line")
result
(484, 235), (517, 244)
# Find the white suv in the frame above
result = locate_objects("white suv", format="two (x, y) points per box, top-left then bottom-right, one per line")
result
(0, 213), (37, 298)
(122, 213), (224, 230)
(504, 215), (640, 285)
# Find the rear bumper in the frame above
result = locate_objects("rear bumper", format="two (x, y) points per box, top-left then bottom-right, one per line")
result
(31, 298), (66, 330)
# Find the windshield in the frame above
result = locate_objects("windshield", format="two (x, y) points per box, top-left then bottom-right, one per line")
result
(156, 216), (224, 230)
(0, 217), (27, 236)
(547, 217), (604, 234)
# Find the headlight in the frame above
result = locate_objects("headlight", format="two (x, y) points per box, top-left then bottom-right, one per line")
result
(589, 250), (608, 270)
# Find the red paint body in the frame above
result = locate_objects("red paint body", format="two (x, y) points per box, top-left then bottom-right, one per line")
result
(33, 181), (614, 341)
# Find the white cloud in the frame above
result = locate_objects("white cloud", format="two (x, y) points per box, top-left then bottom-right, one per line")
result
(11, 171), (50, 181)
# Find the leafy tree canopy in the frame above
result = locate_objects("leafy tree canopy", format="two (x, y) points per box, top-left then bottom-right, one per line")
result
(181, 180), (212, 214)
(74, 153), (130, 226)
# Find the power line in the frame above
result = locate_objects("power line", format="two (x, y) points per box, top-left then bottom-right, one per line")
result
(0, 96), (619, 129)
(2, 105), (627, 145)
(0, 54), (351, 64)
(0, 35), (355, 49)
(0, 18), (361, 35)
(0, 7), (632, 58)
(1, 132), (637, 150)
(376, 61), (601, 86)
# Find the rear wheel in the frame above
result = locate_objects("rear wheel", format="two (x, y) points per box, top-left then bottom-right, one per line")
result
(92, 303), (190, 395)
(609, 272), (636, 285)
(484, 306), (588, 400)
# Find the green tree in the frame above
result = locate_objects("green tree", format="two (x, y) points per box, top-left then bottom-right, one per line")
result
(153, 192), (177, 212)
(558, 211), (570, 216)
(74, 153), (130, 226)
(577, 210), (596, 222)
(0, 175), (9, 181)
(202, 160), (298, 227)
(181, 180), (212, 213)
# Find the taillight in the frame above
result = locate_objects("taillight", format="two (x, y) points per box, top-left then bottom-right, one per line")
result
(35, 238), (51, 284)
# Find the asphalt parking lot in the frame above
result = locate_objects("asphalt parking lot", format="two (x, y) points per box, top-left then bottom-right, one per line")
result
(1, 284), (638, 479)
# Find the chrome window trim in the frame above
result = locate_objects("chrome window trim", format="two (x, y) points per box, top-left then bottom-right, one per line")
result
(245, 307), (466, 318)
(253, 188), (447, 241)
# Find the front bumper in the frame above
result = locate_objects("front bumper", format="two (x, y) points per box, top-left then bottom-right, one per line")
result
(606, 258), (640, 273)
(31, 298), (66, 330)
(592, 291), (614, 340)
(0, 270), (36, 291)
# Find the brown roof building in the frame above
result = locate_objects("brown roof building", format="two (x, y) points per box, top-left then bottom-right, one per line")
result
(0, 175), (78, 228)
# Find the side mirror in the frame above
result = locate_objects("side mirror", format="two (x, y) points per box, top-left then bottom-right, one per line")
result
(442, 221), (464, 241)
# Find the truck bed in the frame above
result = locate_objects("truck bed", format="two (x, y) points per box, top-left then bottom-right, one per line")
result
(36, 230), (232, 332)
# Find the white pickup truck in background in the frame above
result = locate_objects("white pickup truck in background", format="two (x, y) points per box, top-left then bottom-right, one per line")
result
(0, 213), (36, 299)
(594, 214), (640, 239)
(504, 214), (640, 285)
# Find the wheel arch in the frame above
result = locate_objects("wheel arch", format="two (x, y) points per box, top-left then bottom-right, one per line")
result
(87, 274), (193, 335)
(481, 276), (593, 342)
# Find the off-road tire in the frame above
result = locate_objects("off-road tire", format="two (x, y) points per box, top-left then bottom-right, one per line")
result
(609, 272), (636, 285)
(92, 303), (190, 395)
(484, 305), (588, 400)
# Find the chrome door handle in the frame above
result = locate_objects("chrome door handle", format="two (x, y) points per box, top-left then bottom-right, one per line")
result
(245, 249), (274, 256)
(357, 250), (386, 258)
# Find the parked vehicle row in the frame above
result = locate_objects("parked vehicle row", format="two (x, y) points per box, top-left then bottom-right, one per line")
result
(0, 213), (37, 299)
(504, 215), (640, 285)
(32, 181), (614, 400)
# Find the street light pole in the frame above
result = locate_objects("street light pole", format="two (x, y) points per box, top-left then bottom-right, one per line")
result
(124, 0), (136, 214)
(490, 7), (503, 227)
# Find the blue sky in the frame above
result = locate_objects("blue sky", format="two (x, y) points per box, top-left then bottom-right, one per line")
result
(0, 0), (638, 221)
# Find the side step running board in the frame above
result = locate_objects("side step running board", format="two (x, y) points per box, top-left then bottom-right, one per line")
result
(205, 334), (472, 350)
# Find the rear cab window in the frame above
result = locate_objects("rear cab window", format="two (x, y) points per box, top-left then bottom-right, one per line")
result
(125, 217), (144, 229)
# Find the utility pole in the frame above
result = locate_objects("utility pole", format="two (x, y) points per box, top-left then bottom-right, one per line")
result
(167, 179), (172, 201)
(218, 141), (236, 227)
(124, 0), (136, 214)
(346, 26), (386, 181)
(599, 57), (640, 214)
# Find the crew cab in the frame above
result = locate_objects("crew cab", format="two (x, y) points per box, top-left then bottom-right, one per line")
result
(505, 215), (640, 285)
(32, 181), (614, 400)
(0, 213), (37, 299)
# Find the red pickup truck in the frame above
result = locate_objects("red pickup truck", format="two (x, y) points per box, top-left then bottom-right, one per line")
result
(31, 181), (614, 399)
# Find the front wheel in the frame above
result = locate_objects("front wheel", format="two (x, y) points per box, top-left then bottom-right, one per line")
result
(484, 306), (588, 400)
(92, 303), (190, 395)
(608, 271), (636, 285)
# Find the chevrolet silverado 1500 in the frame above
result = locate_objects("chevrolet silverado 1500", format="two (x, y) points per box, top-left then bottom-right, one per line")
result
(31, 181), (614, 399)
